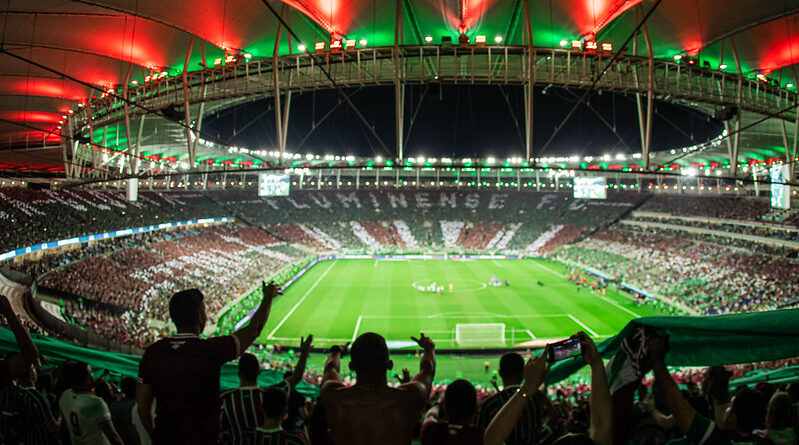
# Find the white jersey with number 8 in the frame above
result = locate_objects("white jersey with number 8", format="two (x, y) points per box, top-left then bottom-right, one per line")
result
(59, 388), (112, 445)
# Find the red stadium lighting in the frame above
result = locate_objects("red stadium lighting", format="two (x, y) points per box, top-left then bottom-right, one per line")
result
(345, 39), (356, 48)
(225, 55), (235, 63)
(571, 40), (582, 49)
(475, 35), (487, 44)
(330, 40), (342, 50)
(314, 42), (326, 51)
(601, 43), (612, 51)
(586, 41), (597, 50)
(214, 58), (223, 66)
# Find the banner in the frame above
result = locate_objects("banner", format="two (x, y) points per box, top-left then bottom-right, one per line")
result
(546, 309), (799, 385)
(0, 329), (319, 396)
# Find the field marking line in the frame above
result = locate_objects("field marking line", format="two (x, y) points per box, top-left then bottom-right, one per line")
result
(267, 260), (338, 339)
(592, 292), (640, 317)
(567, 314), (599, 337)
(360, 313), (570, 319)
(270, 337), (351, 342)
(526, 329), (536, 340)
(352, 316), (363, 342)
(529, 260), (641, 318)
(491, 259), (504, 267)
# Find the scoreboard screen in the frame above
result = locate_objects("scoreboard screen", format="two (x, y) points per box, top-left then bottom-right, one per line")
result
(258, 174), (291, 197)
(770, 165), (790, 209)
(573, 177), (607, 200)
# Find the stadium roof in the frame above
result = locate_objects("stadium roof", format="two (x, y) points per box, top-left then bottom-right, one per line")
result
(0, 0), (798, 176)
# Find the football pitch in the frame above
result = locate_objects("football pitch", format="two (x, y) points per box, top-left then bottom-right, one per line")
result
(257, 258), (664, 349)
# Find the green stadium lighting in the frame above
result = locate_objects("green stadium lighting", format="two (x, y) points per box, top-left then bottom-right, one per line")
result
(559, 39), (568, 47)
(494, 36), (503, 43)
(424, 35), (433, 43)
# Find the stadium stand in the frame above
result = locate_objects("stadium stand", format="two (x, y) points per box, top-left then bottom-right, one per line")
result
(0, 186), (798, 445)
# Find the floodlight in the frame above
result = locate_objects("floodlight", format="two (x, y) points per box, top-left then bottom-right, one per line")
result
(719, 64), (727, 69)
(475, 35), (487, 44)
(359, 38), (367, 46)
(788, 83), (794, 88)
(314, 42), (325, 50)
(560, 39), (568, 47)
(298, 43), (307, 52)
(673, 54), (682, 60)
(494, 36), (503, 43)
(425, 35), (433, 43)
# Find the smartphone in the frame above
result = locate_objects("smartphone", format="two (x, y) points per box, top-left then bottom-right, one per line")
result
(548, 337), (582, 362)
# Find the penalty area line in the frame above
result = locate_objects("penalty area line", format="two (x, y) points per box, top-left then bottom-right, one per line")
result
(267, 260), (337, 340)
(567, 314), (599, 337)
(491, 259), (504, 267)
(351, 316), (363, 342)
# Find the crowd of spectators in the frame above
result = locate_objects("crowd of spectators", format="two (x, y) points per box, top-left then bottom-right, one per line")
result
(629, 215), (799, 245)
(28, 223), (303, 347)
(0, 188), (226, 253)
(639, 195), (771, 221)
(554, 224), (799, 315)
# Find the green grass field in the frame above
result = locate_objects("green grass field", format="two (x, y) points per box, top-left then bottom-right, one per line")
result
(257, 258), (664, 349)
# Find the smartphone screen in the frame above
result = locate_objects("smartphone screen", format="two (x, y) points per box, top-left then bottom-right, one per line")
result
(549, 338), (582, 362)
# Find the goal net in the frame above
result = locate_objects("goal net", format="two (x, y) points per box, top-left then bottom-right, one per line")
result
(455, 323), (506, 347)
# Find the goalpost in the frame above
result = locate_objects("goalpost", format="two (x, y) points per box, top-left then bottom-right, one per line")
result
(455, 323), (506, 347)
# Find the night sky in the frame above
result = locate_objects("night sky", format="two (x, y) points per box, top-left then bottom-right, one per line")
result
(203, 85), (724, 159)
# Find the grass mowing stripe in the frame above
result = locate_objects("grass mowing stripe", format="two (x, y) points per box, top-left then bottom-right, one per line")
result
(267, 260), (338, 339)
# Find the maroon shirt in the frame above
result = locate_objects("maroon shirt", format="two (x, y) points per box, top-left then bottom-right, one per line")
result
(139, 333), (240, 444)
(420, 421), (483, 445)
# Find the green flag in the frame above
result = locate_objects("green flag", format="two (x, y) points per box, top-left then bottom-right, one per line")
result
(546, 309), (799, 388)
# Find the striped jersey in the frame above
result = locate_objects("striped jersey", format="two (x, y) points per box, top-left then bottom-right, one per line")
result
(0, 384), (57, 445)
(221, 386), (266, 444)
(477, 385), (542, 445)
(222, 380), (291, 444)
(244, 427), (308, 445)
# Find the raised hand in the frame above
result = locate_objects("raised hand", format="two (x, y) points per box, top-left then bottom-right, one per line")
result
(524, 348), (550, 387)
(300, 335), (314, 355)
(330, 342), (350, 357)
(401, 368), (411, 383)
(576, 331), (601, 366)
(648, 334), (669, 363)
(261, 281), (281, 301)
(411, 333), (435, 350)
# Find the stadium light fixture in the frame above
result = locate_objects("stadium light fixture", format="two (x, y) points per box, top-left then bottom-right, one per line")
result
(719, 64), (727, 69)
(571, 40), (581, 49)
(494, 36), (503, 43)
(673, 54), (682, 60)
(425, 35), (433, 43)
(475, 35), (487, 44)
(601, 43), (612, 51)
(359, 38), (368, 46)
(560, 39), (568, 47)
(314, 42), (326, 50)
(788, 83), (794, 88)
(298, 43), (307, 52)
(346, 39), (356, 48)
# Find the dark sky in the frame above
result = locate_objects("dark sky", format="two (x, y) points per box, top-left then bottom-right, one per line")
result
(203, 85), (723, 159)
